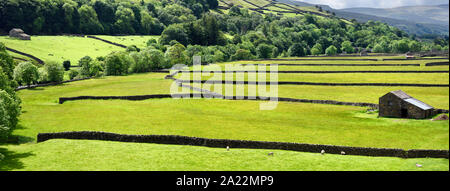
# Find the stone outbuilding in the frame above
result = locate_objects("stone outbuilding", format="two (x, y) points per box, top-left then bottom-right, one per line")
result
(360, 49), (369, 56)
(379, 90), (435, 119)
(9, 28), (31, 40)
(405, 52), (415, 59)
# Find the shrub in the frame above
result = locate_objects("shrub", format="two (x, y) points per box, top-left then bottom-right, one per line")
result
(44, 61), (64, 83)
(63, 60), (71, 71)
(13, 62), (39, 86)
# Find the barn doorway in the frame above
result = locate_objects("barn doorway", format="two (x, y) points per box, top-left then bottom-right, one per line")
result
(401, 108), (408, 118)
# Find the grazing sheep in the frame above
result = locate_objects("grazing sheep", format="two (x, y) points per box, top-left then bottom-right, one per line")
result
(268, 152), (274, 156)
(416, 163), (423, 168)
(320, 150), (325, 155)
(226, 146), (230, 151)
(341, 151), (346, 155)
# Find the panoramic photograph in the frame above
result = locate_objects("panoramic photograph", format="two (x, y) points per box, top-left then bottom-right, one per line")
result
(0, 0), (448, 179)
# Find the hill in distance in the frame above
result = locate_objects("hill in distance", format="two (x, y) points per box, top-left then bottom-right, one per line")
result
(273, 0), (449, 36)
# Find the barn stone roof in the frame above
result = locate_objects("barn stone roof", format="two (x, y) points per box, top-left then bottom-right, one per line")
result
(389, 90), (434, 110)
(390, 90), (412, 99)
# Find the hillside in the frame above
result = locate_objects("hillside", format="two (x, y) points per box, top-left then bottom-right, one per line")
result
(342, 4), (449, 26)
(275, 0), (449, 36)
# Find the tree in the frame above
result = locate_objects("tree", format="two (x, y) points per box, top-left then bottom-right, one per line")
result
(165, 43), (188, 66)
(63, 60), (71, 71)
(231, 49), (254, 61)
(372, 44), (384, 53)
(256, 43), (273, 59)
(409, 41), (421, 52)
(288, 43), (306, 57)
(44, 61), (64, 83)
(341, 41), (354, 53)
(78, 4), (103, 34)
(105, 52), (132, 76)
(325, 45), (338, 55)
(391, 39), (410, 53)
(115, 6), (136, 34)
(160, 24), (189, 46)
(0, 90), (21, 142)
(13, 62), (39, 86)
(0, 45), (16, 79)
(311, 43), (323, 55)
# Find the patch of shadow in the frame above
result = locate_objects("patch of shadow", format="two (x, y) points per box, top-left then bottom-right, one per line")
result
(0, 148), (34, 171)
(6, 125), (35, 144)
(27, 87), (45, 91)
(7, 135), (35, 144)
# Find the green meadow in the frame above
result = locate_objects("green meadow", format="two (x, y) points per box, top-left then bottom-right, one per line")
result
(12, 72), (449, 150)
(94, 35), (160, 49)
(0, 35), (127, 65)
(1, 54), (448, 171)
(1, 139), (447, 171)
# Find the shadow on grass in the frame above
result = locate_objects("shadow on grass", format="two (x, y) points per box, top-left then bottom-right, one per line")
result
(27, 87), (45, 91)
(0, 147), (34, 171)
(7, 125), (35, 145)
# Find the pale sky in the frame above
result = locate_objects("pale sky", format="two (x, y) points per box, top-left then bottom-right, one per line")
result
(298, 0), (449, 9)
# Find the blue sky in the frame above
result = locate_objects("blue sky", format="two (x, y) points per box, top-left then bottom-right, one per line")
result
(298, 0), (449, 9)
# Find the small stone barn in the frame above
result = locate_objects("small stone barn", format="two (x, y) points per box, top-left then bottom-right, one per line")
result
(405, 52), (415, 59)
(379, 90), (435, 119)
(360, 49), (369, 56)
(9, 28), (31, 40)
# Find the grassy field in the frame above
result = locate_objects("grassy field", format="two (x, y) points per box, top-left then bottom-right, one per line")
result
(12, 71), (449, 150)
(0, 35), (160, 65)
(94, 35), (160, 49)
(186, 84), (449, 109)
(1, 55), (448, 171)
(176, 72), (449, 84)
(1, 139), (447, 171)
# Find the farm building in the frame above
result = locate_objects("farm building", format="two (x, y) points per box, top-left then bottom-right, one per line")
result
(9, 28), (31, 40)
(379, 90), (435, 119)
(360, 49), (369, 56)
(405, 52), (415, 59)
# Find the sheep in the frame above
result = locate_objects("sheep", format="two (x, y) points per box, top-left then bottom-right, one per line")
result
(320, 150), (325, 155)
(268, 152), (274, 156)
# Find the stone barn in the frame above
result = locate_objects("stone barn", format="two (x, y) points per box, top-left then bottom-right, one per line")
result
(379, 90), (435, 119)
(9, 28), (31, 40)
(360, 49), (369, 56)
(405, 52), (415, 59)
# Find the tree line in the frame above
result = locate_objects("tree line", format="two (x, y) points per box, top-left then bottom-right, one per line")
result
(0, 0), (218, 35)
